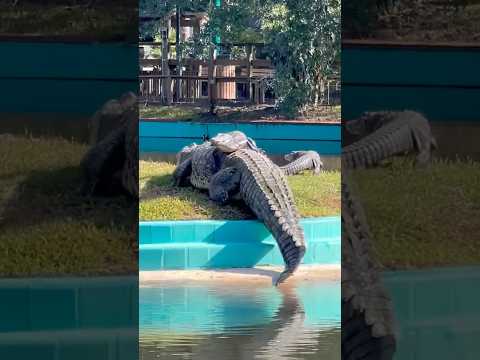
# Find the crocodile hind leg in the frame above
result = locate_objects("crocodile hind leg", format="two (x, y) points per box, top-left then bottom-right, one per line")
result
(173, 158), (193, 187)
(209, 167), (241, 205)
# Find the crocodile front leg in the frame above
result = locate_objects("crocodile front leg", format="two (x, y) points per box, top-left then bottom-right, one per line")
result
(209, 167), (241, 205)
(173, 158), (192, 187)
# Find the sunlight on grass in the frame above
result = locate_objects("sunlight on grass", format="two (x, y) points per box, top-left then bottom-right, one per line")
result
(0, 135), (136, 276)
(351, 157), (480, 269)
(139, 160), (340, 221)
(140, 105), (202, 120)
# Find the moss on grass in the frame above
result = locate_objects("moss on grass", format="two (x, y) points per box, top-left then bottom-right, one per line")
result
(0, 135), (136, 277)
(139, 160), (341, 221)
(351, 158), (480, 270)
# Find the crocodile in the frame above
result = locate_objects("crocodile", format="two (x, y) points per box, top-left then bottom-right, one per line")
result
(280, 150), (324, 176)
(88, 91), (137, 145)
(80, 98), (138, 198)
(341, 174), (396, 360)
(343, 110), (437, 169)
(208, 145), (306, 285)
(173, 131), (260, 190)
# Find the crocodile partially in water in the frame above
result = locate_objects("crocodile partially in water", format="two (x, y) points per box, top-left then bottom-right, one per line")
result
(341, 110), (437, 359)
(208, 135), (306, 285)
(341, 175), (396, 360)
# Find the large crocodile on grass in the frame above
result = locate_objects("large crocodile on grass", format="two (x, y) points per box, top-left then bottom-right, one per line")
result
(173, 131), (261, 190)
(209, 133), (306, 285)
(280, 150), (324, 176)
(343, 110), (437, 169)
(80, 95), (138, 198)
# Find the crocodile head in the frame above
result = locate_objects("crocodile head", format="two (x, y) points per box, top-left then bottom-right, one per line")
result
(176, 143), (199, 165)
(346, 111), (395, 136)
(211, 131), (257, 153)
(284, 151), (308, 162)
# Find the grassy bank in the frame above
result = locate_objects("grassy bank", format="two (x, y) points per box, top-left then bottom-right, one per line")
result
(140, 161), (341, 221)
(351, 158), (480, 269)
(0, 2), (137, 40)
(139, 104), (341, 123)
(0, 135), (136, 277)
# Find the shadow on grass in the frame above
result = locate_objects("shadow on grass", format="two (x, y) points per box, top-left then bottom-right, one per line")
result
(1, 166), (135, 231)
(0, 165), (137, 276)
(140, 174), (254, 221)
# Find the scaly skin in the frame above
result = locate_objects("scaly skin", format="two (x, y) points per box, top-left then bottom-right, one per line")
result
(209, 149), (306, 285)
(340, 111), (436, 359)
(343, 110), (437, 169)
(281, 150), (324, 176)
(173, 131), (262, 190)
(81, 96), (138, 198)
(341, 174), (396, 360)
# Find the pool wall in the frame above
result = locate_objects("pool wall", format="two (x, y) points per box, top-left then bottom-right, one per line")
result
(0, 276), (137, 360)
(139, 121), (341, 156)
(140, 217), (341, 270)
(0, 41), (137, 114)
(384, 266), (480, 360)
(342, 41), (480, 122)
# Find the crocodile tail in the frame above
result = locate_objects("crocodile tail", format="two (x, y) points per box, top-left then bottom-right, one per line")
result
(342, 299), (396, 360)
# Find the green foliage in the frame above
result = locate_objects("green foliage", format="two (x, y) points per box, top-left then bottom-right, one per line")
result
(263, 0), (341, 117)
(140, 0), (340, 117)
(342, 0), (379, 37)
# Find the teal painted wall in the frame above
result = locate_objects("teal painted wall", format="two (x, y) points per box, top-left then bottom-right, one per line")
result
(384, 266), (480, 360)
(140, 121), (341, 155)
(139, 217), (341, 270)
(0, 276), (137, 359)
(342, 44), (480, 121)
(0, 42), (137, 114)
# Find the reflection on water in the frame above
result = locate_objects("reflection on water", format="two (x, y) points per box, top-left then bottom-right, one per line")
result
(140, 280), (340, 360)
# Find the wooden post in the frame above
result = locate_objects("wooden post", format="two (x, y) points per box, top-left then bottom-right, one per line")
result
(161, 26), (172, 105)
(208, 45), (216, 114)
(175, 6), (182, 102)
(247, 45), (252, 102)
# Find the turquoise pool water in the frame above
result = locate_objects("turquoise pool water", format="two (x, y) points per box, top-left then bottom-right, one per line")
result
(140, 279), (340, 360)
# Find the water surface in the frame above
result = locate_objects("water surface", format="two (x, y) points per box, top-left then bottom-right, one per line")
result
(140, 279), (340, 360)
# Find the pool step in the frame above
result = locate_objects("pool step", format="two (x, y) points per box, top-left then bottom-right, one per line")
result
(140, 217), (340, 270)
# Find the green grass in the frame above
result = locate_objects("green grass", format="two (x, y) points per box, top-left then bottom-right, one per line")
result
(351, 158), (480, 270)
(139, 160), (340, 221)
(0, 135), (136, 277)
(140, 105), (202, 120)
(0, 2), (137, 40)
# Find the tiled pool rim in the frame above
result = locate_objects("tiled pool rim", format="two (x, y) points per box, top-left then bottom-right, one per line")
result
(139, 216), (341, 270)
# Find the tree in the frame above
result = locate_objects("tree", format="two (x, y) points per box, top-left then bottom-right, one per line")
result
(262, 0), (340, 117)
(139, 0), (340, 118)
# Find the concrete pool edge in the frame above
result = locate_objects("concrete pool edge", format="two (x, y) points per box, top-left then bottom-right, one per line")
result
(139, 264), (341, 285)
(140, 216), (341, 270)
